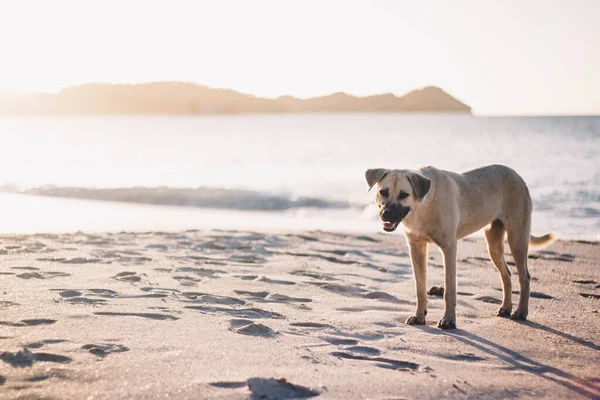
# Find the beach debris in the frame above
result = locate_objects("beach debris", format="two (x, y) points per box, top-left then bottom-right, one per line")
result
(428, 286), (445, 297)
(247, 377), (321, 399)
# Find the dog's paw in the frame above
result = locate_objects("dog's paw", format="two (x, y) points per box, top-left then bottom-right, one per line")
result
(510, 310), (528, 321)
(405, 315), (426, 325)
(496, 307), (512, 318)
(437, 317), (456, 330)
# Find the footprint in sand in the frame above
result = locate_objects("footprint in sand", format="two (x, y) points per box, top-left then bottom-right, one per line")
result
(247, 378), (321, 398)
(345, 346), (381, 356)
(25, 369), (72, 383)
(87, 289), (119, 297)
(580, 293), (600, 300)
(1, 348), (72, 367)
(234, 290), (312, 303)
(362, 291), (405, 304)
(491, 288), (554, 299)
(15, 270), (70, 280)
(172, 275), (202, 286)
(140, 287), (181, 296)
(573, 279), (597, 285)
(335, 306), (405, 313)
(530, 292), (554, 299)
(290, 322), (332, 329)
(26, 340), (68, 349)
(61, 294), (107, 305)
(329, 331), (393, 341)
(229, 319), (255, 328)
(82, 343), (129, 358)
(322, 337), (359, 346)
(234, 275), (258, 281)
(185, 305), (284, 319)
(229, 320), (278, 338)
(210, 381), (247, 389)
(529, 252), (575, 262)
(474, 296), (503, 304)
(175, 267), (225, 278)
(61, 257), (101, 264)
(278, 251), (360, 266)
(52, 289), (118, 305)
(311, 282), (407, 306)
(437, 353), (486, 362)
(309, 282), (366, 297)
(0, 301), (20, 308)
(93, 312), (178, 321)
(37, 257), (67, 262)
(331, 351), (419, 371)
(289, 270), (339, 281)
(112, 271), (143, 283)
(0, 319), (57, 327)
(181, 292), (246, 306)
(258, 277), (297, 286)
(210, 377), (322, 398)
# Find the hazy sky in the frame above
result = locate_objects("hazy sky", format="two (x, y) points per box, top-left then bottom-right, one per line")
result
(0, 0), (598, 115)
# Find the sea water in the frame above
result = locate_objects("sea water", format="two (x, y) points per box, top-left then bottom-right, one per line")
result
(0, 114), (598, 238)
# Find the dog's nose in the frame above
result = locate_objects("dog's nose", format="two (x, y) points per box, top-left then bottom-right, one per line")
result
(382, 207), (398, 222)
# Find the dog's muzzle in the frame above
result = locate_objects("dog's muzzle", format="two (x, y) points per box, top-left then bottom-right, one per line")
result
(380, 204), (410, 232)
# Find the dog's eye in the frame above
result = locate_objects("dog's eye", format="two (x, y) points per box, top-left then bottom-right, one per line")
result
(379, 189), (389, 197)
(399, 192), (409, 200)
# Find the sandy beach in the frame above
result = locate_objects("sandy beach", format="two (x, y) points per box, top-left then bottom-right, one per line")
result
(0, 230), (598, 399)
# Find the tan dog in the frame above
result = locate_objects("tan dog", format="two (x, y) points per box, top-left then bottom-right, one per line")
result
(365, 164), (554, 329)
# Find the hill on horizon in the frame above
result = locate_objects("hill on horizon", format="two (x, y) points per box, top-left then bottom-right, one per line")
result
(0, 83), (471, 115)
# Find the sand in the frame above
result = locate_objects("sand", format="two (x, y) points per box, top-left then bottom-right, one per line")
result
(0, 230), (598, 399)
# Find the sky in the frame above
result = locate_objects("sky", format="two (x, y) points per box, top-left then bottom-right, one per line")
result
(0, 0), (598, 115)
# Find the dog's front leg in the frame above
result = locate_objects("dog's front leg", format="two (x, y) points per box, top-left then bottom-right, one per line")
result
(405, 237), (428, 325)
(438, 241), (457, 329)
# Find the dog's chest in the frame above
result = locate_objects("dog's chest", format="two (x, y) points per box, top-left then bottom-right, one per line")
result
(402, 213), (432, 238)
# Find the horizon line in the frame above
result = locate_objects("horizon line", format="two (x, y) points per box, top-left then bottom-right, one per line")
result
(2, 81), (598, 116)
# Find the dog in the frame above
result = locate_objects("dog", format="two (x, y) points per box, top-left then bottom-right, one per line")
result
(365, 164), (554, 329)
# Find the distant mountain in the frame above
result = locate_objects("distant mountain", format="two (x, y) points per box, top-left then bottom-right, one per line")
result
(0, 83), (471, 115)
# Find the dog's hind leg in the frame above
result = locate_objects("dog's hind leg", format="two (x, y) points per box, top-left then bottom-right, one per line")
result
(506, 222), (531, 321)
(484, 220), (512, 317)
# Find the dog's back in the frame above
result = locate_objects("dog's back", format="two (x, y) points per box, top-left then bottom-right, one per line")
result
(417, 164), (532, 239)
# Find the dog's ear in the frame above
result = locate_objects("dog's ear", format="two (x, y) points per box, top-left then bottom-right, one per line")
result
(365, 169), (390, 191)
(406, 171), (431, 201)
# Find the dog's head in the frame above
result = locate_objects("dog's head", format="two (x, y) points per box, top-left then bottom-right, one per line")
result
(365, 168), (432, 232)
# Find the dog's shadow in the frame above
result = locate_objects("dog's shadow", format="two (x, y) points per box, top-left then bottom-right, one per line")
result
(420, 322), (600, 399)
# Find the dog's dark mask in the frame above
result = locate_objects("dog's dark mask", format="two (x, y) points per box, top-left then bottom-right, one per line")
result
(380, 203), (411, 232)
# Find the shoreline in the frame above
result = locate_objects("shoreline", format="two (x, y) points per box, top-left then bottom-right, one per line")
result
(0, 193), (596, 240)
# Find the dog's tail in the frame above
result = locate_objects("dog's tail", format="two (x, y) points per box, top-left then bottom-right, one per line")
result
(529, 232), (556, 248)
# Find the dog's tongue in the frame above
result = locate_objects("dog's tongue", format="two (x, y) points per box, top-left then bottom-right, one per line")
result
(383, 221), (398, 231)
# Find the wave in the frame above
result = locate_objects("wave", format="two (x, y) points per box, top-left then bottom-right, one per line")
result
(0, 185), (352, 211)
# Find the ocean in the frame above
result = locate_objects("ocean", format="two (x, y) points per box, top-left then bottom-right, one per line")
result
(0, 114), (598, 239)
